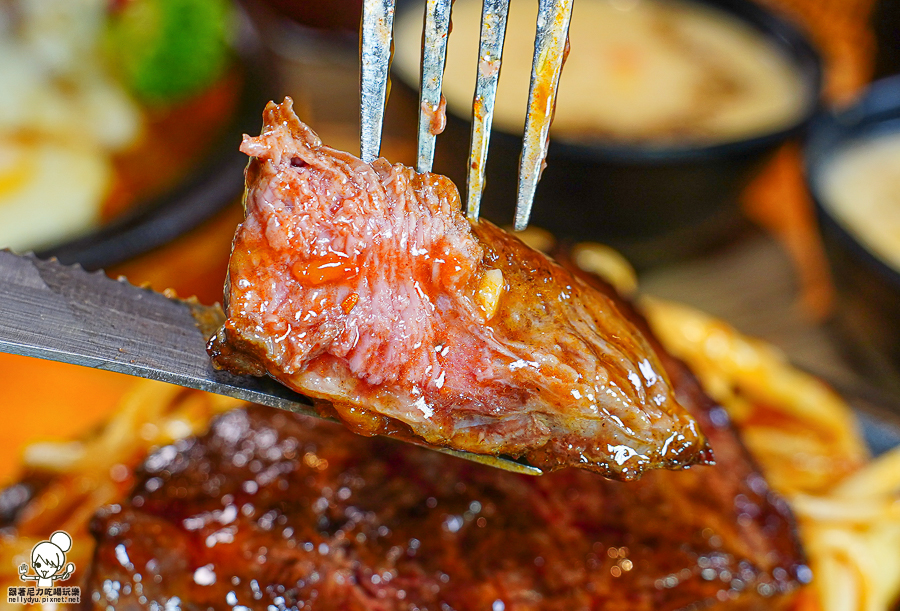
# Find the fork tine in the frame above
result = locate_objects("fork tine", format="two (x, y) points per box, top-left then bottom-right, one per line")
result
(360, 0), (397, 163)
(465, 0), (510, 221)
(416, 0), (453, 174)
(404, 436), (544, 475)
(431, 447), (544, 475)
(514, 0), (574, 231)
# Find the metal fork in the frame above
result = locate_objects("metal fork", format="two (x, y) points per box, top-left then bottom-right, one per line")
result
(359, 0), (574, 231)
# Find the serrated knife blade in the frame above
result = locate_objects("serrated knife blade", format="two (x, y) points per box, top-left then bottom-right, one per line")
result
(0, 249), (317, 414)
(0, 249), (543, 476)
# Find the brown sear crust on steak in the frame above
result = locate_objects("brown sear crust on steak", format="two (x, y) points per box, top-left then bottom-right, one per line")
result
(86, 287), (807, 610)
(208, 98), (710, 479)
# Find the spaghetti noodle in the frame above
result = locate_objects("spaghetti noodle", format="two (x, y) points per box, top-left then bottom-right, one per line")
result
(1, 248), (897, 610)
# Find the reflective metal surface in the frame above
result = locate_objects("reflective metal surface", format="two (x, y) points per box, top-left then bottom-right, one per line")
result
(515, 0), (574, 231)
(360, 0), (396, 162)
(466, 0), (510, 221)
(416, 0), (453, 173)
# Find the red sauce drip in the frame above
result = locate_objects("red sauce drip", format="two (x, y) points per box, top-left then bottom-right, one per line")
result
(291, 255), (359, 285)
(341, 292), (360, 314)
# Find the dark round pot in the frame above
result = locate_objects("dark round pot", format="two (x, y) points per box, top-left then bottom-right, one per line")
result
(804, 75), (900, 397)
(243, 0), (362, 32)
(396, 0), (823, 268)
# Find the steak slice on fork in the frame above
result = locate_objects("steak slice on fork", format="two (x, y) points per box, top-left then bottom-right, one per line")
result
(208, 99), (710, 479)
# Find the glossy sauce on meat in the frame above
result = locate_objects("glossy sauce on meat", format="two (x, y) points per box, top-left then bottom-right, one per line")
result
(87, 296), (807, 609)
(208, 99), (710, 479)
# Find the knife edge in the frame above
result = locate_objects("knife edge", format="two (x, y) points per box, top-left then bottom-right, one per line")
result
(0, 249), (317, 416)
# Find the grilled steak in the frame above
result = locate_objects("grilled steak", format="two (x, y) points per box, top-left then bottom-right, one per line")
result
(87, 281), (807, 610)
(208, 99), (710, 479)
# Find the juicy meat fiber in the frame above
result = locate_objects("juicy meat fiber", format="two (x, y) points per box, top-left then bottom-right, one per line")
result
(209, 98), (710, 478)
(85, 296), (807, 609)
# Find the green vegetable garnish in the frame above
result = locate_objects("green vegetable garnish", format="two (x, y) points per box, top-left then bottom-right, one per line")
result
(107, 0), (234, 104)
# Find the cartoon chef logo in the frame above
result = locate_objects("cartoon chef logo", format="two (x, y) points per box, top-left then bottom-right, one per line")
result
(18, 531), (75, 587)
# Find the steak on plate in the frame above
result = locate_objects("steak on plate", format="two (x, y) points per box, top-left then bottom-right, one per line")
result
(86, 288), (807, 610)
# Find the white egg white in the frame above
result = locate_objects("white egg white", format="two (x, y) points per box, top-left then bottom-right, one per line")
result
(0, 139), (110, 251)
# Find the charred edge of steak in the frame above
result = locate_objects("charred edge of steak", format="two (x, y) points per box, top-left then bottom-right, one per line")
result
(554, 247), (804, 563)
(82, 254), (808, 609)
(208, 324), (269, 378)
(209, 98), (711, 479)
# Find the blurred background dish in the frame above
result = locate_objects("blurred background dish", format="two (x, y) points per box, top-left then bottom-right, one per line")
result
(0, 0), (274, 269)
(397, 0), (811, 145)
(248, 0), (361, 32)
(805, 75), (900, 397)
(392, 0), (822, 268)
(1, 0), (899, 607)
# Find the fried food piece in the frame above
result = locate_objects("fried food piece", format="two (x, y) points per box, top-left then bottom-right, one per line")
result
(208, 98), (710, 478)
